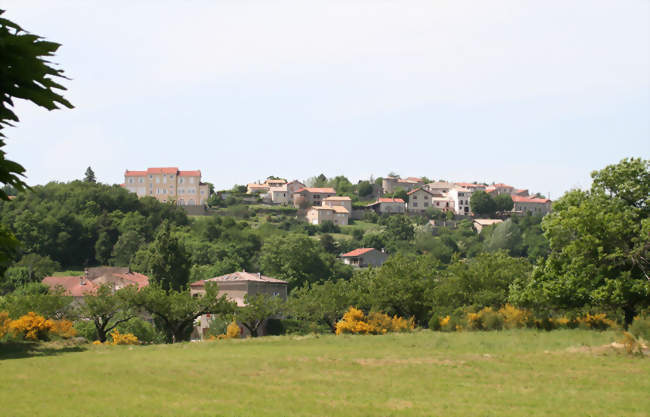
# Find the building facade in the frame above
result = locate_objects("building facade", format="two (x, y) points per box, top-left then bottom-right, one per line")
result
(124, 167), (209, 205)
(511, 195), (552, 215)
(407, 188), (436, 213)
(306, 205), (350, 225)
(292, 187), (337, 208)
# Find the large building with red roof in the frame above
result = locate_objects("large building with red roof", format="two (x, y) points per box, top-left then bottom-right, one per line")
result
(123, 167), (210, 206)
(511, 195), (552, 215)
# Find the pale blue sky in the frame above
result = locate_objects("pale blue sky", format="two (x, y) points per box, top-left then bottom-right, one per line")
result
(2, 1), (648, 199)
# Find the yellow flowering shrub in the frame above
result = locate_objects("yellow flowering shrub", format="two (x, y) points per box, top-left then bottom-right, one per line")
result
(336, 307), (414, 335)
(110, 329), (140, 345)
(49, 319), (77, 339)
(226, 320), (241, 338)
(576, 313), (617, 330)
(498, 304), (532, 329)
(92, 340), (103, 345)
(9, 312), (53, 341)
(0, 311), (10, 339)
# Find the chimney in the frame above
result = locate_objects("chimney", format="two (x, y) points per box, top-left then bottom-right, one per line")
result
(80, 276), (85, 286)
(258, 272), (261, 279)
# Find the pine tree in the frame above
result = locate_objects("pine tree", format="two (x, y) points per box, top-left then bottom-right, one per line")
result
(84, 166), (96, 183)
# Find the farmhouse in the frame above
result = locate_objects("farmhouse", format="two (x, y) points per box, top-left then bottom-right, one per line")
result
(339, 248), (388, 268)
(189, 271), (288, 339)
(366, 197), (406, 214)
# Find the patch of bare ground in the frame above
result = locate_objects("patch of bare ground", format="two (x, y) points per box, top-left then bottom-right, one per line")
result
(565, 341), (649, 356)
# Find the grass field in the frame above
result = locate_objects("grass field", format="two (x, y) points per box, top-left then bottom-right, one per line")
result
(1, 330), (648, 417)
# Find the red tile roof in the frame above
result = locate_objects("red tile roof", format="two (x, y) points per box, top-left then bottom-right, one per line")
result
(190, 271), (287, 286)
(125, 170), (147, 177)
(42, 276), (98, 297)
(340, 248), (376, 257)
(511, 195), (550, 203)
(378, 198), (405, 203)
(147, 167), (179, 174)
(295, 187), (337, 194)
(403, 177), (423, 183)
(407, 187), (434, 196)
(324, 196), (352, 201)
(179, 170), (201, 177)
(455, 182), (486, 188)
(493, 183), (514, 189)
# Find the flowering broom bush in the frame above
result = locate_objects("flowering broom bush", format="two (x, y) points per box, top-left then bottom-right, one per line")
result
(335, 307), (414, 335)
(0, 311), (10, 339)
(9, 312), (53, 341)
(109, 329), (140, 345)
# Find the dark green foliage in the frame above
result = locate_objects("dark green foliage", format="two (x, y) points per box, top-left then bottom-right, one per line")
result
(83, 167), (96, 183)
(510, 158), (649, 324)
(289, 280), (355, 332)
(357, 181), (373, 197)
(237, 293), (284, 337)
(78, 284), (138, 342)
(2, 253), (60, 293)
(0, 10), (73, 201)
(131, 220), (190, 291)
(319, 221), (340, 234)
(0, 283), (72, 319)
(494, 193), (514, 212)
(470, 191), (497, 216)
(116, 317), (165, 344)
(133, 282), (236, 343)
(320, 234), (338, 254)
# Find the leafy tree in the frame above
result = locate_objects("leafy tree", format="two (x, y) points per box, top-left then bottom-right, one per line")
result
(133, 283), (235, 343)
(132, 220), (190, 291)
(494, 193), (513, 212)
(83, 167), (96, 183)
(432, 251), (532, 313)
(306, 174), (328, 188)
(470, 191), (497, 216)
(357, 181), (373, 197)
(0, 283), (72, 319)
(1, 253), (60, 293)
(237, 293), (284, 337)
(483, 219), (523, 256)
(384, 215), (414, 241)
(289, 280), (354, 332)
(361, 254), (441, 325)
(78, 284), (138, 343)
(111, 230), (145, 267)
(510, 158), (650, 324)
(259, 234), (334, 289)
(94, 231), (114, 265)
(320, 233), (338, 254)
(0, 10), (73, 201)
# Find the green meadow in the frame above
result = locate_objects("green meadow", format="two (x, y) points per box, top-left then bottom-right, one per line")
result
(1, 330), (648, 417)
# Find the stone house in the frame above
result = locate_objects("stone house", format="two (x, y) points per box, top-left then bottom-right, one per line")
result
(382, 176), (423, 195)
(42, 267), (149, 299)
(123, 167), (209, 206)
(407, 188), (437, 213)
(322, 196), (352, 213)
(366, 197), (406, 214)
(511, 195), (552, 216)
(189, 271), (288, 339)
(306, 205), (350, 225)
(292, 187), (337, 208)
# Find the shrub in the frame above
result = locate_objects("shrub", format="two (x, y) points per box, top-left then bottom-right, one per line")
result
(465, 307), (503, 331)
(629, 315), (650, 340)
(109, 329), (140, 345)
(576, 313), (617, 330)
(9, 312), (53, 341)
(335, 307), (414, 335)
(49, 319), (77, 339)
(226, 320), (241, 338)
(498, 304), (532, 329)
(74, 320), (98, 341)
(0, 311), (10, 339)
(117, 317), (165, 344)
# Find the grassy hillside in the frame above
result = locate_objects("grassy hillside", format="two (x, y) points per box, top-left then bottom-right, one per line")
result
(1, 330), (648, 417)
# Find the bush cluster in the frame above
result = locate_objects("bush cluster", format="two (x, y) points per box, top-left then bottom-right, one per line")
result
(2, 311), (77, 341)
(335, 307), (414, 335)
(430, 305), (619, 332)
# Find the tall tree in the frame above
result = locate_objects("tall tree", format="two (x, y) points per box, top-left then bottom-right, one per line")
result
(84, 166), (96, 183)
(510, 158), (649, 324)
(133, 220), (190, 291)
(237, 293), (284, 337)
(494, 193), (514, 212)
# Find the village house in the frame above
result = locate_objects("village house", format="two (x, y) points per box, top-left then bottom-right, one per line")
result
(407, 188), (437, 213)
(454, 182), (487, 192)
(448, 186), (473, 215)
(382, 176), (423, 195)
(511, 195), (552, 215)
(366, 197), (406, 214)
(42, 267), (149, 298)
(306, 205), (350, 225)
(424, 181), (455, 195)
(247, 183), (270, 194)
(189, 271), (288, 339)
(123, 167), (209, 206)
(485, 183), (515, 195)
(339, 248), (388, 268)
(431, 195), (454, 211)
(292, 187), (337, 208)
(267, 185), (289, 204)
(322, 196), (352, 212)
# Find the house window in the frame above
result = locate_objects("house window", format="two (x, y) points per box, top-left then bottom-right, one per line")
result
(149, 175), (153, 179)
(424, 203), (429, 207)
(156, 177), (160, 183)
(163, 176), (167, 184)
(413, 202), (418, 207)
(190, 177), (195, 184)
(179, 178), (183, 184)
(128, 178), (133, 184)
(139, 178), (143, 183)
